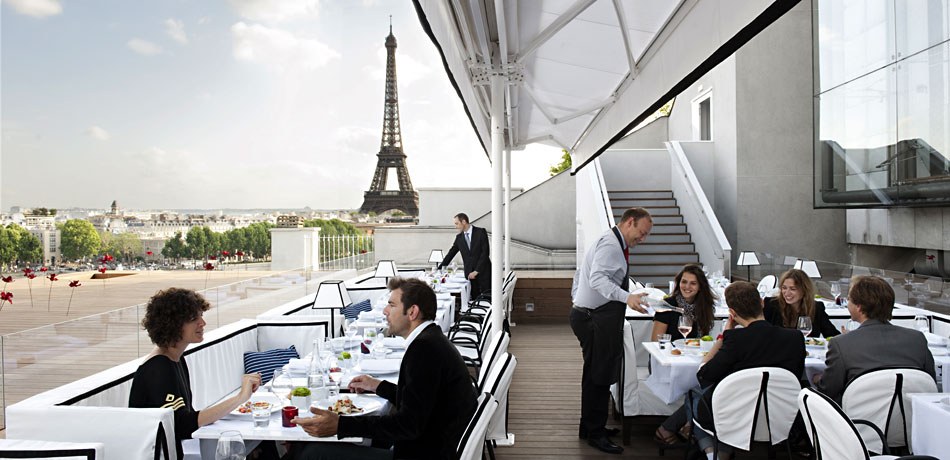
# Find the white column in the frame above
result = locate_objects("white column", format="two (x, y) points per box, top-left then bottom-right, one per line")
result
(504, 147), (511, 274)
(490, 74), (505, 334)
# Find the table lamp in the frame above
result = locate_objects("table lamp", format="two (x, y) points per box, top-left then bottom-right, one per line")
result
(311, 280), (351, 337)
(793, 259), (822, 279)
(428, 250), (444, 270)
(737, 251), (760, 282)
(374, 260), (398, 283)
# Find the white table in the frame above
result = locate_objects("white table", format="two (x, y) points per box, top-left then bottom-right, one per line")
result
(642, 341), (827, 404)
(910, 393), (950, 457)
(354, 296), (454, 333)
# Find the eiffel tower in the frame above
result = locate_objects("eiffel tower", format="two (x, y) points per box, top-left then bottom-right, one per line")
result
(359, 24), (419, 216)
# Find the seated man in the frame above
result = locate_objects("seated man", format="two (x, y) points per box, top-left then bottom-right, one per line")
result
(814, 275), (936, 401)
(293, 277), (477, 460)
(688, 281), (805, 457)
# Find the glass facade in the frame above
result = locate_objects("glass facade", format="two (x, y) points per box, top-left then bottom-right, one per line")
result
(814, 0), (950, 207)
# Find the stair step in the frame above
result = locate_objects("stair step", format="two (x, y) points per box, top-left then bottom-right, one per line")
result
(628, 252), (700, 264)
(649, 223), (687, 233)
(630, 242), (694, 253)
(628, 263), (702, 273)
(615, 214), (683, 224)
(608, 190), (674, 199)
(612, 205), (679, 210)
(609, 198), (677, 207)
(641, 233), (691, 243)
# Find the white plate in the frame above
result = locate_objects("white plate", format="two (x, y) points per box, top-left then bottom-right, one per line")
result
(930, 347), (948, 356)
(229, 394), (282, 417)
(673, 338), (701, 348)
(312, 395), (383, 417)
(805, 338), (827, 349)
(359, 359), (401, 375)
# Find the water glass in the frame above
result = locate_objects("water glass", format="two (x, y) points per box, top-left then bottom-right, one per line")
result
(797, 316), (813, 338)
(914, 315), (930, 334)
(327, 381), (340, 399)
(251, 404), (270, 428)
(215, 430), (245, 460)
(645, 282), (654, 289)
(373, 345), (389, 360)
(658, 333), (672, 350)
(845, 320), (860, 333)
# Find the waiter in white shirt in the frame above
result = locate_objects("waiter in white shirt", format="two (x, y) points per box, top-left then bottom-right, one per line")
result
(570, 207), (652, 454)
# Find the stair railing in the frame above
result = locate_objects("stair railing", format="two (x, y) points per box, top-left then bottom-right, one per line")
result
(574, 157), (614, 267)
(667, 141), (732, 277)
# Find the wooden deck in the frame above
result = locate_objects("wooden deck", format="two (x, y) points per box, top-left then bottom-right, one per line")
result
(497, 321), (779, 459)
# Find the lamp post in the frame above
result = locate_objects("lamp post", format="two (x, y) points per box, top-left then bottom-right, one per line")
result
(736, 251), (760, 282)
(311, 280), (352, 338)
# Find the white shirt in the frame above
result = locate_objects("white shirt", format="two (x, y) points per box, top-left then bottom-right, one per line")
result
(404, 320), (436, 349)
(571, 227), (629, 309)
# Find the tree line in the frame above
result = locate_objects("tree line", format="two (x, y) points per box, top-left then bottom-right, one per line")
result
(0, 224), (44, 269)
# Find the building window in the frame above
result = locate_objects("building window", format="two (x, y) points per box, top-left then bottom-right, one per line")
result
(691, 89), (713, 141)
(814, 0), (950, 208)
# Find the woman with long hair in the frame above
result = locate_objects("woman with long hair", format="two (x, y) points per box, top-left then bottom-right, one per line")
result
(764, 269), (838, 338)
(651, 264), (717, 342)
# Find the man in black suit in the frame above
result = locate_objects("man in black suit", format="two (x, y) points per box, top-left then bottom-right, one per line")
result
(438, 212), (491, 298)
(293, 277), (477, 460)
(688, 281), (805, 456)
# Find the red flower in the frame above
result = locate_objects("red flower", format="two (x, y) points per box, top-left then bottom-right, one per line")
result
(26, 273), (37, 280)
(222, 251), (230, 256)
(209, 256), (217, 261)
(236, 251), (244, 256)
(39, 267), (48, 272)
(0, 292), (12, 303)
(98, 267), (107, 274)
(69, 280), (82, 288)
(105, 254), (114, 262)
(23, 268), (33, 275)
(146, 251), (153, 256)
(203, 263), (215, 270)
(47, 274), (58, 281)
(1, 276), (13, 283)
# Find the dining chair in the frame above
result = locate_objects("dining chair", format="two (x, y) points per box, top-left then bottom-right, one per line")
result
(689, 367), (801, 459)
(456, 392), (500, 460)
(454, 323), (493, 373)
(476, 331), (510, 389)
(480, 352), (517, 458)
(757, 275), (777, 295)
(841, 367), (938, 455)
(798, 387), (939, 460)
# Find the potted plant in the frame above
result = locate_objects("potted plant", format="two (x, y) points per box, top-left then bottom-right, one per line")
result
(700, 335), (715, 352)
(291, 386), (311, 409)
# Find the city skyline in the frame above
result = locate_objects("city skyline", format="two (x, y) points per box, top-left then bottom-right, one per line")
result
(1, 0), (561, 210)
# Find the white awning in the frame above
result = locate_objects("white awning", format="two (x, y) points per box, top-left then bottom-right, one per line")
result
(412, 0), (800, 171)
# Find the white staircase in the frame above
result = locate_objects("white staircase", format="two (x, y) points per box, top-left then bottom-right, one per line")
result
(609, 190), (699, 286)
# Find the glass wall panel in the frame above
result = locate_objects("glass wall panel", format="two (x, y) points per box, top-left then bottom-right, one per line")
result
(896, 43), (950, 189)
(817, 0), (892, 91)
(895, 0), (949, 59)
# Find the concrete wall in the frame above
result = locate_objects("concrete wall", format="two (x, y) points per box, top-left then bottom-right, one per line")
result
(374, 226), (575, 269)
(575, 161), (611, 267)
(473, 171), (576, 250)
(417, 188), (523, 226)
(612, 117), (669, 149)
(734, 0), (849, 264)
(599, 149), (671, 191)
(847, 208), (950, 251)
(667, 55), (739, 251)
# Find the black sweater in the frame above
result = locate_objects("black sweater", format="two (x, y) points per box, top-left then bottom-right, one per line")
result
(763, 297), (840, 338)
(337, 324), (478, 459)
(128, 355), (199, 459)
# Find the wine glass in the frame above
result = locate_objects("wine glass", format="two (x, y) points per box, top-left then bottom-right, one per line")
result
(215, 430), (245, 460)
(845, 319), (860, 332)
(830, 282), (841, 301)
(677, 316), (693, 338)
(271, 369), (293, 403)
(364, 327), (378, 354)
(914, 315), (930, 334)
(797, 316), (813, 338)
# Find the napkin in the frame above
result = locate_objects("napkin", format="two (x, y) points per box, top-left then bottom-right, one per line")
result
(287, 358), (310, 375)
(360, 359), (401, 374)
(382, 337), (407, 349)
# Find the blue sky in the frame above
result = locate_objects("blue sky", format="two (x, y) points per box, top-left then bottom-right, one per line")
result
(1, 0), (560, 210)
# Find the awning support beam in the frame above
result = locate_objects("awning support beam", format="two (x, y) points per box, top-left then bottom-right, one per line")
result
(515, 0), (596, 61)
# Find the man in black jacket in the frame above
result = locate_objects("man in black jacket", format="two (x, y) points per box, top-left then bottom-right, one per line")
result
(689, 281), (805, 456)
(438, 213), (491, 298)
(293, 277), (477, 460)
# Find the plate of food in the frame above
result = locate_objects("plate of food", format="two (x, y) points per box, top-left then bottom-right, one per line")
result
(673, 338), (701, 348)
(316, 395), (383, 417)
(230, 393), (282, 417)
(805, 337), (827, 348)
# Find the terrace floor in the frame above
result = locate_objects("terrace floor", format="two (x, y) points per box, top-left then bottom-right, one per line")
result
(497, 321), (780, 459)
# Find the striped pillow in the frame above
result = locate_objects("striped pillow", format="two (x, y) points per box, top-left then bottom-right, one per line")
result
(244, 345), (299, 384)
(341, 299), (373, 320)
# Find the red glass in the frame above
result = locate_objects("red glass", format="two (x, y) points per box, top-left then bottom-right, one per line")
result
(281, 406), (298, 427)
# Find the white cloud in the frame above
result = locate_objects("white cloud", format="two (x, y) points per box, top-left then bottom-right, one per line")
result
(227, 0), (320, 23)
(127, 38), (163, 56)
(2, 0), (62, 18)
(164, 18), (187, 45)
(87, 125), (110, 141)
(231, 22), (339, 71)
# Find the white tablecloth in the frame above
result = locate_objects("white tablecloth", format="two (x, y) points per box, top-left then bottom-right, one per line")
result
(910, 393), (950, 457)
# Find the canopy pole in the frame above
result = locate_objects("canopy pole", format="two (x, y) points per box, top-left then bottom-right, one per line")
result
(490, 74), (505, 335)
(504, 147), (511, 275)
